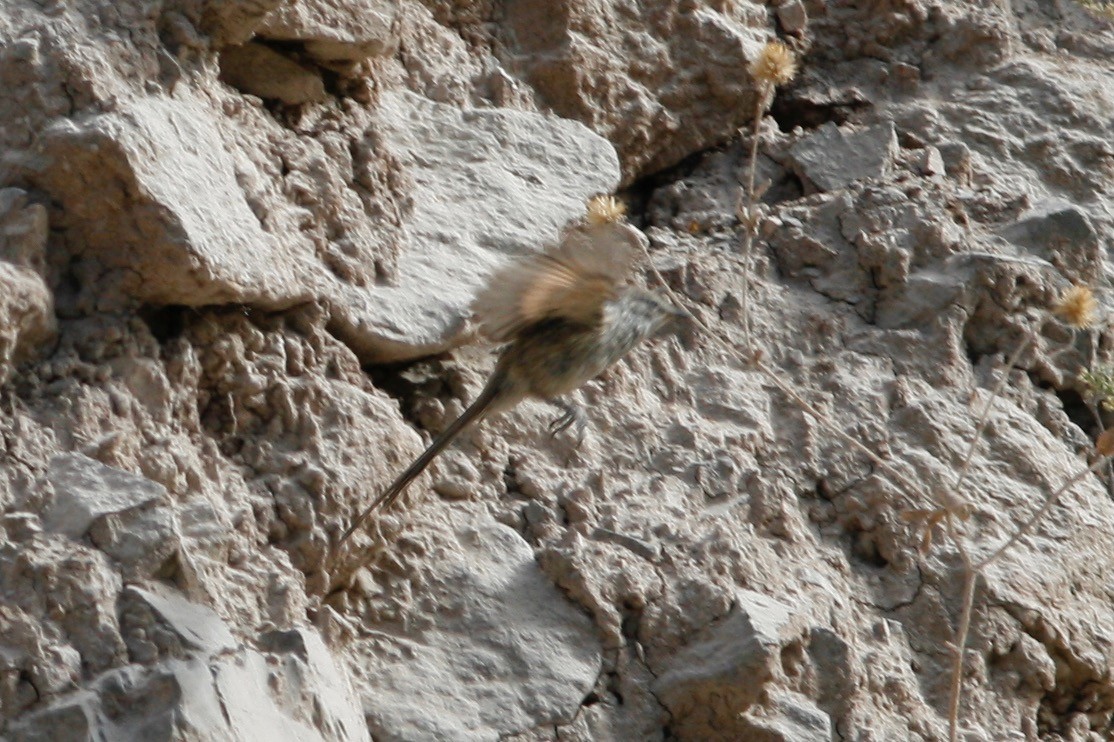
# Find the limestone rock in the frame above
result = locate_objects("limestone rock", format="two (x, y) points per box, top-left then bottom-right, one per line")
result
(652, 591), (808, 739)
(30, 90), (617, 361)
(786, 122), (900, 193)
(0, 189), (54, 385)
(500, 0), (769, 181)
(777, 0), (809, 35)
(219, 42), (328, 104)
(257, 629), (368, 740)
(333, 90), (620, 361)
(31, 99), (310, 311)
(998, 199), (1101, 284)
(6, 631), (368, 741)
(202, 0), (287, 46)
(360, 523), (601, 740)
(120, 583), (237, 658)
(740, 689), (834, 742)
(44, 454), (168, 540)
(6, 691), (99, 742)
(257, 0), (398, 66)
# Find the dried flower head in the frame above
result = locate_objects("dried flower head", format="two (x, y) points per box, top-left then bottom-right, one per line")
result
(1055, 285), (1097, 328)
(585, 195), (627, 225)
(736, 202), (761, 234)
(750, 40), (797, 88)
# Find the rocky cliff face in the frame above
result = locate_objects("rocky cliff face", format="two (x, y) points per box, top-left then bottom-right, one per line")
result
(2, 0), (1114, 739)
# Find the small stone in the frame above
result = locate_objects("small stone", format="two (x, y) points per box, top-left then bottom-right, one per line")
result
(362, 523), (601, 739)
(201, 0), (285, 46)
(432, 475), (474, 500)
(998, 199), (1100, 284)
(776, 0), (808, 35)
(6, 692), (99, 742)
(936, 141), (972, 182)
(0, 188), (55, 384)
(653, 591), (807, 736)
(919, 146), (945, 176)
(590, 527), (660, 561)
(786, 122), (899, 193)
(890, 62), (921, 87)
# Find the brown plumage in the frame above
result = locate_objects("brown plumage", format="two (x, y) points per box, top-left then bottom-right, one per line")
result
(332, 218), (683, 553)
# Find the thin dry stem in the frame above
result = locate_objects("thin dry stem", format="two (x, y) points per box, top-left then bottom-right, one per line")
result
(738, 89), (769, 348)
(977, 456), (1109, 570)
(951, 333), (1034, 495)
(947, 563), (978, 742)
(946, 454), (1110, 740)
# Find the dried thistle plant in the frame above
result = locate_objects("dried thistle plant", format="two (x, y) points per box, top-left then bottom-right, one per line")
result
(738, 39), (798, 347)
(749, 40), (798, 89)
(1055, 284), (1098, 328)
(585, 194), (627, 225)
(940, 283), (1111, 741)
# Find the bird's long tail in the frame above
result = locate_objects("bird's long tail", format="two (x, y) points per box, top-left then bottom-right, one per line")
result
(333, 372), (505, 550)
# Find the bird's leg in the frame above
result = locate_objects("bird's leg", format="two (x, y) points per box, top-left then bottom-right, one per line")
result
(548, 398), (588, 445)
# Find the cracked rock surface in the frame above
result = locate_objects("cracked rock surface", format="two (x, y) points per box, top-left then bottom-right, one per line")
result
(3, 0), (1114, 740)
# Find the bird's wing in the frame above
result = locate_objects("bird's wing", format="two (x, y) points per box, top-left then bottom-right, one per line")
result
(472, 222), (645, 342)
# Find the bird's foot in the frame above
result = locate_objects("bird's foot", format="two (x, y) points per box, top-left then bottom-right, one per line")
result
(548, 403), (588, 446)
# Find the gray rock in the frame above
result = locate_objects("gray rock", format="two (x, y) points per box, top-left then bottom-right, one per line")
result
(741, 689), (833, 741)
(334, 91), (620, 361)
(652, 591), (807, 739)
(777, 0), (808, 35)
(0, 189), (54, 385)
(257, 0), (397, 66)
(95, 652), (359, 741)
(44, 454), (168, 539)
(6, 690), (98, 742)
(96, 665), (180, 740)
(787, 122), (899, 193)
(201, 0), (287, 46)
(121, 584), (237, 657)
(873, 269), (966, 330)
(88, 505), (179, 578)
(936, 141), (972, 182)
(919, 146), (945, 176)
(500, 0), (768, 181)
(209, 651), (334, 741)
(6, 638), (368, 742)
(0, 188), (48, 269)
(31, 91), (617, 362)
(998, 199), (1101, 283)
(257, 629), (368, 741)
(32, 99), (311, 311)
(362, 523), (601, 740)
(219, 42), (328, 104)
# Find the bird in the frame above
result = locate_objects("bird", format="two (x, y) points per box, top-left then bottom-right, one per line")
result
(332, 200), (685, 552)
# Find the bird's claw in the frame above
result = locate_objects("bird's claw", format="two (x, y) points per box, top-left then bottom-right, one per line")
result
(549, 404), (587, 446)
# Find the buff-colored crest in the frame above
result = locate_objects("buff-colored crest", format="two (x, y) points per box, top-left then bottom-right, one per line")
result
(473, 220), (646, 342)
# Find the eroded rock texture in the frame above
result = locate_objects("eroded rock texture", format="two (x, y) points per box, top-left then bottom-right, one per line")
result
(3, 0), (1114, 740)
